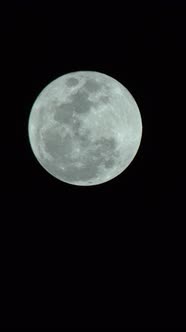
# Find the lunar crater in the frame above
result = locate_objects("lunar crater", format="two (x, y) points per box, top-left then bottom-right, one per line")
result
(65, 77), (79, 87)
(44, 130), (73, 162)
(83, 78), (102, 93)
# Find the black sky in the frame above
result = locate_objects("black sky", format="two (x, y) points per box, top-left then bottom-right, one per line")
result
(1, 1), (186, 328)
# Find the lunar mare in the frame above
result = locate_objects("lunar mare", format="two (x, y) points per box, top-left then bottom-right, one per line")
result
(28, 71), (142, 186)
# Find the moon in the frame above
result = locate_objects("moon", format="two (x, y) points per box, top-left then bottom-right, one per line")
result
(28, 71), (142, 186)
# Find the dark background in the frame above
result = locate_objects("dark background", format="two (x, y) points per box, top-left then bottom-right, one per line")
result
(1, 0), (185, 328)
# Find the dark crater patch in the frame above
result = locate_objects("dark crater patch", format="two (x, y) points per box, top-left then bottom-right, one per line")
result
(65, 77), (79, 87)
(104, 158), (115, 169)
(78, 130), (92, 148)
(99, 95), (110, 104)
(54, 90), (94, 126)
(54, 103), (75, 125)
(72, 118), (81, 135)
(44, 129), (72, 162)
(91, 137), (119, 169)
(83, 79), (102, 93)
(94, 137), (117, 152)
(72, 91), (93, 113)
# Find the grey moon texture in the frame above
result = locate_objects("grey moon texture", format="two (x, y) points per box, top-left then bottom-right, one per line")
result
(28, 71), (142, 186)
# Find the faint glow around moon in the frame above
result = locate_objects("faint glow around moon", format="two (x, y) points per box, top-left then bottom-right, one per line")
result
(28, 71), (143, 186)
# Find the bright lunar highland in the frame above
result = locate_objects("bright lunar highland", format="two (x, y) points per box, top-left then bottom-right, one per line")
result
(28, 71), (142, 186)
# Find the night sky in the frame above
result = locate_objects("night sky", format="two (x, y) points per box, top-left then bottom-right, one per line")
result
(1, 1), (185, 328)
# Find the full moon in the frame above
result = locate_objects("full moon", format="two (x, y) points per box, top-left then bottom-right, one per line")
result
(28, 71), (142, 186)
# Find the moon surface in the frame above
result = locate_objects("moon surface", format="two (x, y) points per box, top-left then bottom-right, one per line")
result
(28, 71), (142, 186)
